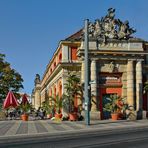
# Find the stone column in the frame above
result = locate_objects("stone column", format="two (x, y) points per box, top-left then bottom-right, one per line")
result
(31, 94), (35, 107)
(31, 89), (35, 107)
(41, 89), (46, 104)
(62, 74), (67, 94)
(127, 60), (134, 107)
(34, 84), (41, 110)
(136, 60), (143, 119)
(90, 60), (98, 111)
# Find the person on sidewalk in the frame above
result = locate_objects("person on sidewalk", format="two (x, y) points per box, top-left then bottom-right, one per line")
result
(39, 108), (45, 120)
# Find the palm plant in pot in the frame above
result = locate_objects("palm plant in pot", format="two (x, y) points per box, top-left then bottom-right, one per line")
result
(63, 73), (83, 121)
(42, 100), (54, 119)
(104, 94), (123, 120)
(49, 95), (63, 119)
(19, 103), (31, 121)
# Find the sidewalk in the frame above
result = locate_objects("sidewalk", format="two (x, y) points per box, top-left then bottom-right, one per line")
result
(0, 119), (148, 139)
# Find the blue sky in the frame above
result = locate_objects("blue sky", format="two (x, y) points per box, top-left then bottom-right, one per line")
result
(0, 0), (148, 94)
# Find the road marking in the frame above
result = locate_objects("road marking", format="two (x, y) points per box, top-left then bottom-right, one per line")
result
(39, 120), (56, 132)
(60, 122), (76, 130)
(28, 121), (37, 134)
(5, 121), (21, 135)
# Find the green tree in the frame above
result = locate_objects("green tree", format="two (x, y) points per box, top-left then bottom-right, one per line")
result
(0, 53), (24, 106)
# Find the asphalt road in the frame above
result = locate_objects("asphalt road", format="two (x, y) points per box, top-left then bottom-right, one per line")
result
(1, 126), (148, 148)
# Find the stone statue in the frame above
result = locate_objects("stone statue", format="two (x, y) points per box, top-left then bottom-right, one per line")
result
(107, 8), (115, 19)
(102, 8), (117, 39)
(88, 22), (95, 37)
(108, 61), (115, 73)
(81, 8), (136, 42)
(117, 20), (136, 39)
(34, 74), (40, 85)
(93, 19), (102, 38)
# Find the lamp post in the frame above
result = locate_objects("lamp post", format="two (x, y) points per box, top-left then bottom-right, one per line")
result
(84, 19), (90, 125)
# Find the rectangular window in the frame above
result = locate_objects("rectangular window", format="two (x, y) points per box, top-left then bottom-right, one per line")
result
(71, 47), (77, 60)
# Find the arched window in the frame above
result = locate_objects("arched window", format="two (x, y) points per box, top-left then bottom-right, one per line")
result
(59, 53), (62, 61)
(54, 62), (56, 68)
(71, 47), (77, 60)
(50, 68), (52, 74)
(54, 86), (56, 99)
(50, 89), (52, 96)
(59, 82), (62, 98)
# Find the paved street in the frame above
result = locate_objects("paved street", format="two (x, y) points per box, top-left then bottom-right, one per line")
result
(0, 119), (148, 138)
(0, 119), (148, 148)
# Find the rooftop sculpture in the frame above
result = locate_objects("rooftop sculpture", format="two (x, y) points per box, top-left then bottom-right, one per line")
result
(34, 74), (40, 85)
(83, 8), (136, 43)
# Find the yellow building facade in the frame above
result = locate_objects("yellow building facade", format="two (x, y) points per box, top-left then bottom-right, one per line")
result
(32, 9), (148, 120)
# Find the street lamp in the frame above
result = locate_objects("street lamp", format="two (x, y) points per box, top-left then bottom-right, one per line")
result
(84, 19), (90, 125)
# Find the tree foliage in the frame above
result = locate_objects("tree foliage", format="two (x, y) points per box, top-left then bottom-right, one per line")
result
(0, 53), (24, 104)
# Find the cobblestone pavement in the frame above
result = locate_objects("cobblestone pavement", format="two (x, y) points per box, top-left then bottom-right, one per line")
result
(0, 119), (148, 138)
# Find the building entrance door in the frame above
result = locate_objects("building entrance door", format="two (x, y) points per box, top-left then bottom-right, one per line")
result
(102, 94), (111, 119)
(102, 94), (116, 119)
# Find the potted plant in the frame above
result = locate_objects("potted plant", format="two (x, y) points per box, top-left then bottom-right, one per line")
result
(104, 94), (124, 120)
(49, 95), (63, 119)
(63, 73), (83, 121)
(20, 103), (31, 121)
(42, 100), (53, 119)
(62, 94), (77, 121)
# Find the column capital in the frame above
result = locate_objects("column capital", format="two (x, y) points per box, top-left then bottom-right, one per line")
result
(79, 56), (84, 61)
(136, 59), (144, 62)
(91, 58), (98, 62)
(127, 59), (135, 62)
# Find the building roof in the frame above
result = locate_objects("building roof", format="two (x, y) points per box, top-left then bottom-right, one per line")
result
(65, 29), (83, 41)
(65, 28), (146, 43)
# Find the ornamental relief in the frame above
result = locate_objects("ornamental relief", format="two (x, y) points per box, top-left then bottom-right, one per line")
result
(107, 61), (119, 73)
(100, 61), (119, 73)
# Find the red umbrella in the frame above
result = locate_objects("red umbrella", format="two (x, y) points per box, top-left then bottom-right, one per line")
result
(3, 91), (19, 109)
(21, 94), (29, 105)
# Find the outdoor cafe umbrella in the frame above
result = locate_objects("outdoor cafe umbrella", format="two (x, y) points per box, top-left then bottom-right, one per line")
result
(21, 94), (29, 105)
(3, 91), (19, 109)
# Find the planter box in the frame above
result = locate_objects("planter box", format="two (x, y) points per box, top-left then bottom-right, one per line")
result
(111, 113), (118, 120)
(69, 113), (78, 121)
(47, 114), (52, 119)
(55, 113), (62, 119)
(21, 114), (28, 121)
